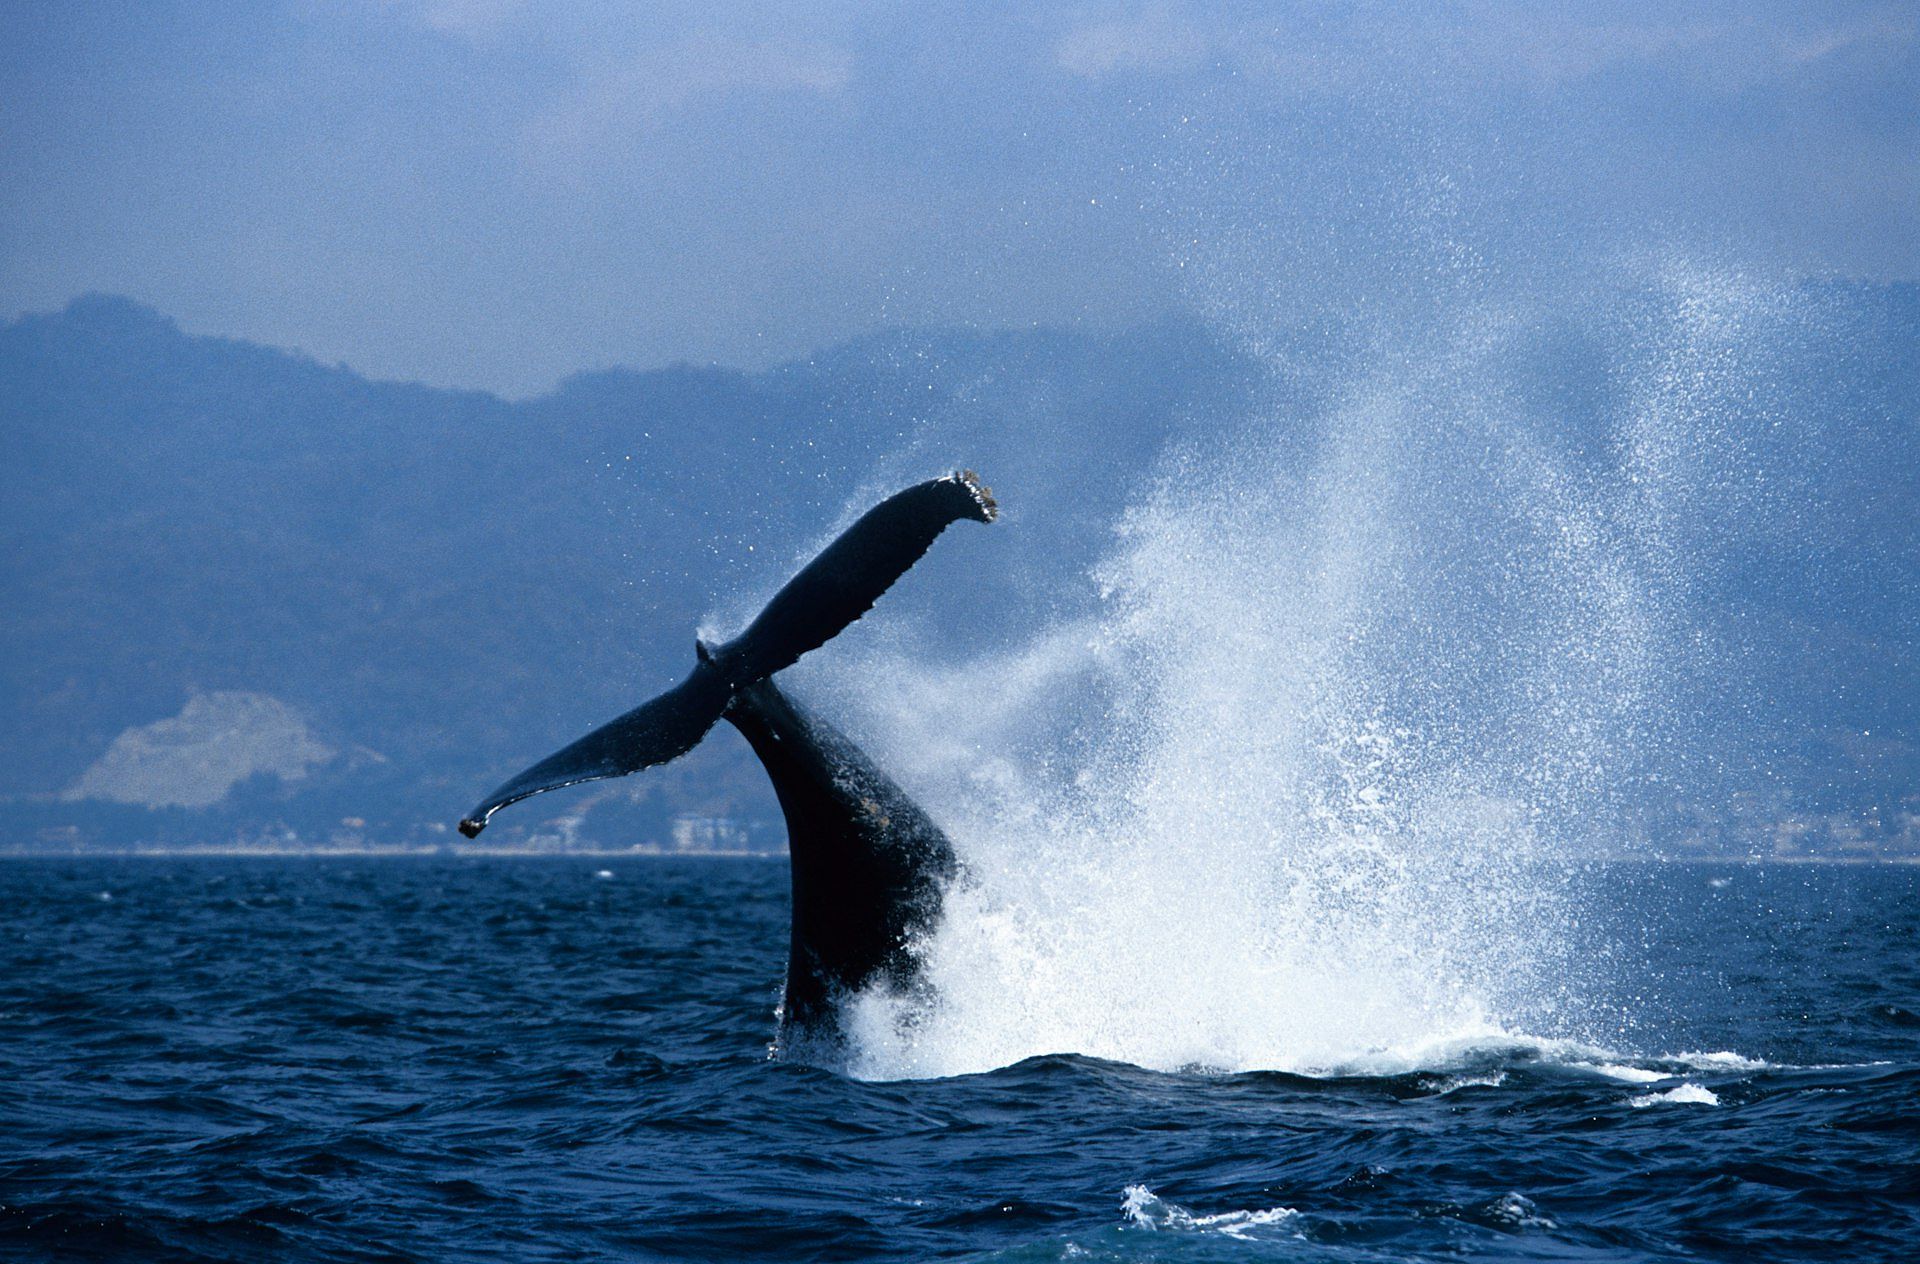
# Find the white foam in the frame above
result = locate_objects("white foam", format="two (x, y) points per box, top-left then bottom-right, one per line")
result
(1676, 1049), (1769, 1072)
(1426, 1071), (1509, 1094)
(1591, 1063), (1668, 1084)
(1120, 1185), (1298, 1241)
(1630, 1082), (1721, 1107)
(1484, 1192), (1556, 1229)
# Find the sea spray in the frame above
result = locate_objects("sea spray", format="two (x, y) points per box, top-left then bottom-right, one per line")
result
(798, 254), (1891, 1081)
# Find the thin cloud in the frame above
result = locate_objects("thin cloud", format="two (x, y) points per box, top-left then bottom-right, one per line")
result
(528, 31), (852, 164)
(1052, 6), (1919, 94)
(1778, 11), (1917, 64)
(1056, 9), (1209, 79)
(383, 0), (528, 42)
(622, 32), (852, 113)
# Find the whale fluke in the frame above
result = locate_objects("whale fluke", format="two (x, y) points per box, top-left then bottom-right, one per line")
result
(457, 669), (731, 837)
(717, 470), (994, 685)
(457, 471), (995, 837)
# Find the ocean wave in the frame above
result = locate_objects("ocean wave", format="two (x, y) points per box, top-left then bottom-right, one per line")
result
(1630, 1083), (1722, 1107)
(1119, 1185), (1298, 1242)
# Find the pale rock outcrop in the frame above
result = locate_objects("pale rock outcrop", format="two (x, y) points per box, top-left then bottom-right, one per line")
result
(63, 692), (335, 810)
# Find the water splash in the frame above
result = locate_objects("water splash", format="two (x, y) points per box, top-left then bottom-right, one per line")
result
(803, 249), (1888, 1083)
(763, 76), (1912, 1076)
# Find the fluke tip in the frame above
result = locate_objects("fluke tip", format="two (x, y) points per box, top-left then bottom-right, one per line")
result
(950, 469), (997, 522)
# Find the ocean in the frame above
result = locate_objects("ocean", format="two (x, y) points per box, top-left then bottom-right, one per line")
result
(1, 856), (1914, 1262)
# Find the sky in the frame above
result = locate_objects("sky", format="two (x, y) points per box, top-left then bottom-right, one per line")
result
(2, 1), (1914, 395)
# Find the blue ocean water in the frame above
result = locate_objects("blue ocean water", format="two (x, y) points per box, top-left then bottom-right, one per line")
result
(1, 857), (1915, 1263)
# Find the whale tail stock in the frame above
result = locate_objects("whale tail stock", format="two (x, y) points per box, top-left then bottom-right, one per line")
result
(722, 675), (961, 1029)
(456, 471), (996, 838)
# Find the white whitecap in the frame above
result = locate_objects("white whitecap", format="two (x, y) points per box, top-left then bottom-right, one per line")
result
(1591, 1063), (1668, 1083)
(1427, 1071), (1509, 1094)
(1485, 1192), (1555, 1229)
(1120, 1185), (1297, 1242)
(1629, 1082), (1720, 1107)
(1676, 1049), (1768, 1072)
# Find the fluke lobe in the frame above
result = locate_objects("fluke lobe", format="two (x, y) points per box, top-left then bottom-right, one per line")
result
(458, 472), (995, 1039)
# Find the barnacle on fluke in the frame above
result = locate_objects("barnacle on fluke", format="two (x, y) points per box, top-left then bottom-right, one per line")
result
(950, 468), (998, 522)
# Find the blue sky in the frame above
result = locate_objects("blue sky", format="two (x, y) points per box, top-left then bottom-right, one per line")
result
(2, 1), (1913, 394)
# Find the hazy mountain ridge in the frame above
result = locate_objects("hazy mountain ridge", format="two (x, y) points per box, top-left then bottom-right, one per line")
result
(0, 296), (1248, 851)
(2, 290), (1914, 855)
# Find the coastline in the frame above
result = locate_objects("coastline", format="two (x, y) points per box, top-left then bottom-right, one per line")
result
(0, 848), (1914, 864)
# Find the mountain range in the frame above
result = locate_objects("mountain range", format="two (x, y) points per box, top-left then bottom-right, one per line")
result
(2, 289), (1913, 854)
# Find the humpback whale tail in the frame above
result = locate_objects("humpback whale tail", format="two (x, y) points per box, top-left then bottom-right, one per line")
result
(724, 676), (960, 1032)
(457, 471), (996, 837)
